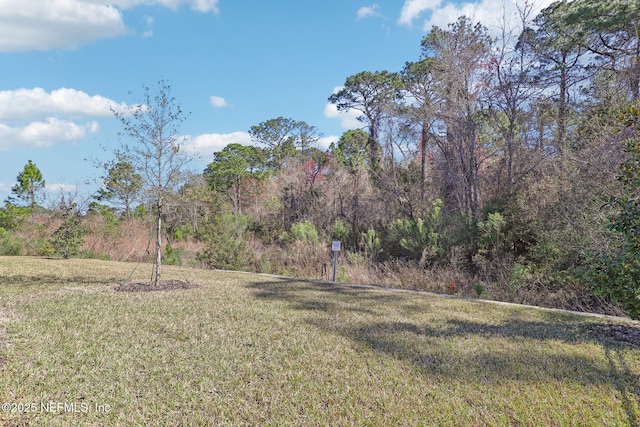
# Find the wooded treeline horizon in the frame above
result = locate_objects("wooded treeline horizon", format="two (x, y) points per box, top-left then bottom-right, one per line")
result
(2, 0), (640, 318)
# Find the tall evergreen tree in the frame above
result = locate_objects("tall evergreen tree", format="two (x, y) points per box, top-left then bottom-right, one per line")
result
(421, 17), (493, 220)
(11, 160), (45, 211)
(328, 70), (403, 178)
(95, 160), (143, 218)
(520, 0), (588, 150)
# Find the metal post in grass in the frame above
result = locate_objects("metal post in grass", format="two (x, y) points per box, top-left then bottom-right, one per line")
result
(331, 241), (341, 282)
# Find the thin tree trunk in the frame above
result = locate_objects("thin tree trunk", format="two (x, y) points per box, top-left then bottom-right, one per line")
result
(467, 117), (479, 221)
(556, 52), (568, 152)
(507, 119), (515, 191)
(30, 185), (35, 212)
(234, 178), (241, 215)
(155, 204), (162, 285)
(421, 122), (428, 202)
(368, 122), (381, 180)
(632, 42), (640, 100)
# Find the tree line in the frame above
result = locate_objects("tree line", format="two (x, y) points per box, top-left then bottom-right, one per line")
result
(1, 0), (639, 317)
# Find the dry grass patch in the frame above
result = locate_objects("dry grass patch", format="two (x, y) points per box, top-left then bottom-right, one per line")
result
(0, 256), (639, 426)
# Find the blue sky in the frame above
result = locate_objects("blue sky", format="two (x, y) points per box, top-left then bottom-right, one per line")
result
(0, 0), (552, 204)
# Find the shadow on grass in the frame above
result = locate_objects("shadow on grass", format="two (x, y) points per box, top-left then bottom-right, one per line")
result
(247, 277), (640, 424)
(0, 274), (119, 288)
(249, 278), (410, 315)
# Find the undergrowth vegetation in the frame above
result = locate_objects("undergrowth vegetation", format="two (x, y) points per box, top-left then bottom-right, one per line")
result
(0, 208), (627, 319)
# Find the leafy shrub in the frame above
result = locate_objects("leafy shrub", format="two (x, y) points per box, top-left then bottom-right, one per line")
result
(346, 250), (366, 267)
(290, 220), (319, 244)
(258, 252), (272, 274)
(36, 240), (55, 257)
(0, 204), (28, 230)
(197, 213), (253, 271)
(362, 229), (382, 262)
(173, 224), (194, 242)
(0, 227), (22, 255)
(474, 283), (487, 298)
(337, 265), (349, 282)
(50, 216), (86, 259)
(278, 231), (292, 244)
(476, 212), (507, 258)
(389, 199), (444, 267)
(164, 243), (186, 266)
(586, 252), (640, 319)
(586, 105), (640, 319)
(331, 218), (350, 243)
(134, 204), (147, 218)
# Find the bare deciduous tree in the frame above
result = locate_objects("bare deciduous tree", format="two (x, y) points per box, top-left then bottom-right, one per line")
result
(113, 79), (192, 285)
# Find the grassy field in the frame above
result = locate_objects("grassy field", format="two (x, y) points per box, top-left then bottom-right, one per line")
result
(0, 256), (639, 426)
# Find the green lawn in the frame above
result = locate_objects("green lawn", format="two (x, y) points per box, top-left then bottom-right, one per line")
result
(0, 256), (639, 426)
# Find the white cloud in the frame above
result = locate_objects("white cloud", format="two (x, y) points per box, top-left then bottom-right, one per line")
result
(318, 136), (339, 150)
(0, 0), (128, 51)
(0, 88), (130, 123)
(0, 183), (11, 193)
(0, 118), (100, 150)
(0, 87), (130, 150)
(141, 15), (154, 38)
(189, 0), (219, 13)
(110, 0), (220, 13)
(0, 0), (219, 52)
(422, 0), (502, 31)
(324, 103), (362, 131)
(357, 4), (382, 20)
(183, 132), (337, 158)
(398, 0), (555, 33)
(398, 0), (441, 27)
(209, 95), (229, 108)
(47, 183), (80, 193)
(181, 132), (252, 160)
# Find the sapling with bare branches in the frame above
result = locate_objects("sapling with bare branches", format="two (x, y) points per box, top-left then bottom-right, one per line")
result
(112, 79), (192, 285)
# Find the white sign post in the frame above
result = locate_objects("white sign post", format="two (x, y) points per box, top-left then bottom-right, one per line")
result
(331, 241), (341, 282)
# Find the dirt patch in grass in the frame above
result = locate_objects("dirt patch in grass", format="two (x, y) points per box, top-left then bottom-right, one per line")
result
(114, 279), (199, 292)
(591, 323), (640, 348)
